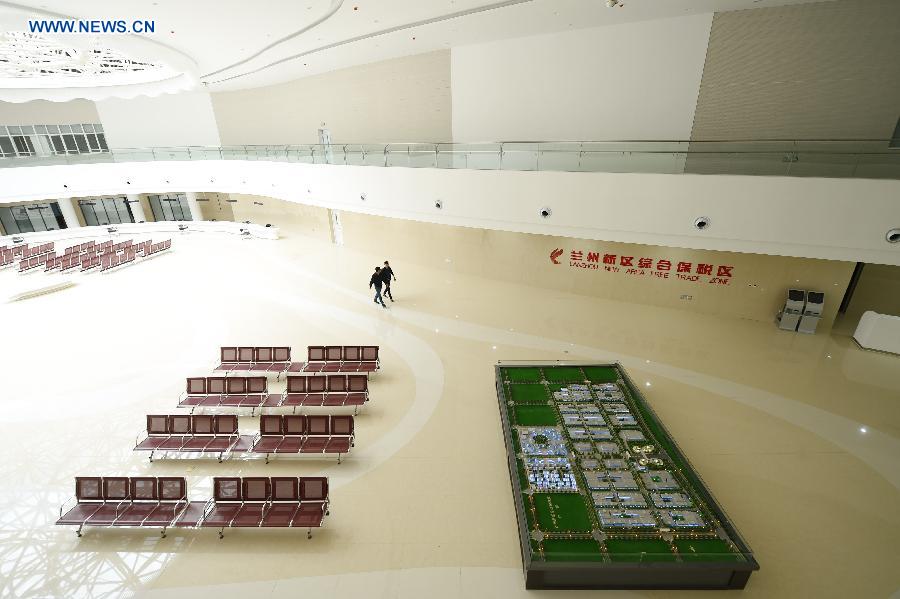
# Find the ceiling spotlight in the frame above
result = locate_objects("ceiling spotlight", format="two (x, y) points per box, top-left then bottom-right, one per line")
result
(607, 0), (624, 7)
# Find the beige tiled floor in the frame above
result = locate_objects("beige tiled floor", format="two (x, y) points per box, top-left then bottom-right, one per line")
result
(0, 226), (898, 598)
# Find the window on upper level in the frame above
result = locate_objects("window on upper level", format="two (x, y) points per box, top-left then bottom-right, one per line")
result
(0, 124), (108, 158)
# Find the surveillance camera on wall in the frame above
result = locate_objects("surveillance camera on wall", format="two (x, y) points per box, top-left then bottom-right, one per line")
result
(540, 207), (552, 218)
(887, 228), (900, 243)
(694, 216), (711, 230)
(435, 199), (443, 209)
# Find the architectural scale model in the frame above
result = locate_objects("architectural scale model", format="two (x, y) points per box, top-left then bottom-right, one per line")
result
(496, 362), (759, 589)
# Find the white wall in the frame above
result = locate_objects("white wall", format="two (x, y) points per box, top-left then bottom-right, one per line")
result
(95, 91), (221, 148)
(0, 99), (100, 125)
(1, 160), (898, 266)
(212, 51), (451, 145)
(451, 14), (713, 142)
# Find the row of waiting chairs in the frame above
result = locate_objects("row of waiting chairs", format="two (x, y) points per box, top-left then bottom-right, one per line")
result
(134, 414), (354, 463)
(15, 239), (171, 273)
(179, 375), (369, 413)
(1, 241), (54, 262)
(215, 345), (380, 377)
(56, 475), (329, 538)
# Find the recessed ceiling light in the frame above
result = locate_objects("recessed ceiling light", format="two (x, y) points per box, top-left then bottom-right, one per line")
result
(645, 382), (651, 387)
(859, 427), (867, 434)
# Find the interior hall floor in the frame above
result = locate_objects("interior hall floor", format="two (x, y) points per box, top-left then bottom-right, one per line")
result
(0, 220), (897, 599)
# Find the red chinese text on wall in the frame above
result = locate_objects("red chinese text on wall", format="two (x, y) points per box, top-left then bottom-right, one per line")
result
(549, 248), (734, 285)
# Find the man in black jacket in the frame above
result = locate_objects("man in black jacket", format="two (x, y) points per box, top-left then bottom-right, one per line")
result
(380, 260), (397, 302)
(369, 266), (387, 308)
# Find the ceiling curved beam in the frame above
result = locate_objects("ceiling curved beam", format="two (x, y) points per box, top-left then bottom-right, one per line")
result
(201, 0), (344, 80)
(204, 0), (535, 87)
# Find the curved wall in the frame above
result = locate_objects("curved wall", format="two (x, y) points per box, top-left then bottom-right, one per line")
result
(1, 159), (898, 266)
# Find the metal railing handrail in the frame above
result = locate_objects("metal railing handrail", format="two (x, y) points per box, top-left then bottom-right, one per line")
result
(1, 140), (897, 179)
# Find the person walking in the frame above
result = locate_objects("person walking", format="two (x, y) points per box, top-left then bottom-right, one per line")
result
(380, 260), (397, 302)
(369, 266), (387, 308)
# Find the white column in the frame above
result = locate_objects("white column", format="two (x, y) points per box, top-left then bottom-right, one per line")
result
(56, 197), (81, 229)
(126, 194), (147, 223)
(184, 191), (203, 221)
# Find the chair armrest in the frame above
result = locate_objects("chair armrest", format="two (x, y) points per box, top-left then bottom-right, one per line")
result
(59, 495), (77, 518)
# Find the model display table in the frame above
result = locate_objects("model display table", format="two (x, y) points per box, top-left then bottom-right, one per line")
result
(495, 361), (759, 589)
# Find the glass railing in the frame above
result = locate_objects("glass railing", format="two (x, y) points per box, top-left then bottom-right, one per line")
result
(1, 140), (898, 179)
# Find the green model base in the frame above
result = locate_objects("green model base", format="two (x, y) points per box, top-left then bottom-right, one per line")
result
(498, 363), (756, 572)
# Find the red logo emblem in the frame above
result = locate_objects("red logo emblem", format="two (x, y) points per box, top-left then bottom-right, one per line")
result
(550, 248), (564, 264)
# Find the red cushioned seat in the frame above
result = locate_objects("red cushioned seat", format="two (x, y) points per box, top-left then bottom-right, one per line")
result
(158, 436), (188, 450)
(305, 363), (326, 373)
(179, 396), (204, 406)
(85, 504), (123, 525)
(346, 393), (367, 405)
(302, 393), (325, 406)
(113, 503), (158, 525)
(262, 393), (282, 407)
(323, 394), (347, 407)
(275, 437), (303, 453)
(58, 503), (102, 525)
(301, 438), (327, 453)
(135, 437), (169, 450)
(144, 502), (186, 526)
(181, 437), (214, 451)
(282, 393), (304, 407)
(237, 395), (265, 408)
(204, 436), (235, 451)
(220, 395), (245, 407)
(198, 396), (222, 407)
(287, 362), (305, 372)
(253, 437), (282, 453)
(322, 363), (341, 372)
(261, 503), (297, 527)
(291, 504), (325, 527)
(173, 501), (208, 527)
(232, 504), (266, 527)
(202, 504), (239, 527)
(326, 438), (351, 453)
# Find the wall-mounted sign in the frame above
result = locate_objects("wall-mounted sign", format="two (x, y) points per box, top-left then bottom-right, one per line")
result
(550, 248), (734, 285)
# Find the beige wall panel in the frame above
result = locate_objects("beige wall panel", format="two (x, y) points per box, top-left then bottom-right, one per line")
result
(196, 193), (234, 221)
(228, 194), (330, 240)
(336, 211), (854, 329)
(691, 0), (900, 141)
(0, 99), (100, 125)
(212, 51), (451, 145)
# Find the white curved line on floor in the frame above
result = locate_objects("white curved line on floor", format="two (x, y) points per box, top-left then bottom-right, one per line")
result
(254, 287), (444, 490)
(268, 249), (900, 492)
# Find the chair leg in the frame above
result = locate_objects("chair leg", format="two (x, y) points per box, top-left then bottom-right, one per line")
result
(149, 451), (154, 463)
(218, 527), (224, 539)
(76, 524), (84, 537)
(307, 528), (312, 540)
(161, 527), (167, 538)
(265, 454), (270, 464)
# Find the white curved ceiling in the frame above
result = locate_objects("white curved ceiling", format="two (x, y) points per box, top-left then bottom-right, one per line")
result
(1, 0), (830, 99)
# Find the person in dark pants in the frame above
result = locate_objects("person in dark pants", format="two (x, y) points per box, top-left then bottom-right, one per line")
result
(380, 260), (397, 302)
(369, 266), (387, 308)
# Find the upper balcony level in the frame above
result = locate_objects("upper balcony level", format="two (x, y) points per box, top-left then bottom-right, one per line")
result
(2, 140), (899, 179)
